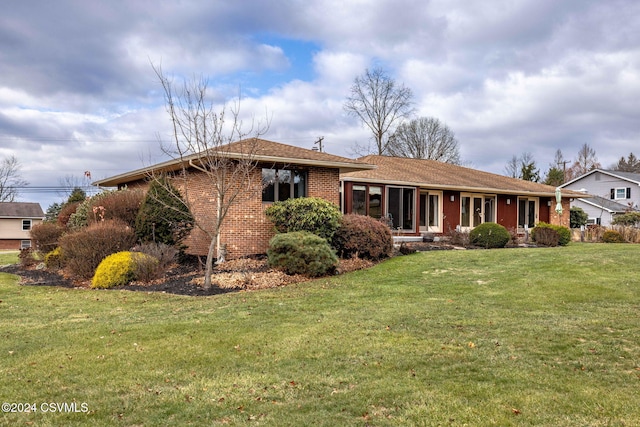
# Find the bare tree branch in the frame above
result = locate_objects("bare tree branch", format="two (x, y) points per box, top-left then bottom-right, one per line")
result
(344, 67), (414, 155)
(151, 64), (269, 289)
(387, 117), (461, 163)
(0, 155), (28, 202)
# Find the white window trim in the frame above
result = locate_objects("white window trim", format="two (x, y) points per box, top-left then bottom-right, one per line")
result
(419, 191), (443, 233)
(459, 193), (496, 230)
(614, 187), (627, 200)
(22, 219), (32, 231)
(517, 197), (539, 229)
(386, 185), (416, 232)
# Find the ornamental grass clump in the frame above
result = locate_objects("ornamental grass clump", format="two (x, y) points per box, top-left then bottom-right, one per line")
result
(267, 231), (337, 277)
(469, 222), (510, 248)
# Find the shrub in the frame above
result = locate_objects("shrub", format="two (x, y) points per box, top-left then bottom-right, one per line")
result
(602, 229), (626, 243)
(570, 207), (589, 229)
(531, 226), (559, 247)
(92, 251), (151, 289)
(448, 227), (470, 247)
(57, 201), (81, 227)
(135, 178), (194, 247)
(18, 247), (38, 267)
(88, 189), (145, 228)
(69, 189), (144, 229)
(332, 214), (393, 260)
(59, 219), (137, 279)
(532, 222), (571, 246)
(612, 212), (640, 227)
(131, 242), (177, 280)
(265, 197), (342, 241)
(30, 222), (65, 254)
(469, 223), (510, 248)
(267, 231), (338, 277)
(44, 247), (65, 269)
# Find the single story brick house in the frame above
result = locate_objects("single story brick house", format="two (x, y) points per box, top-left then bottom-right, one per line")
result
(93, 139), (374, 259)
(94, 139), (582, 258)
(340, 155), (582, 237)
(0, 202), (45, 250)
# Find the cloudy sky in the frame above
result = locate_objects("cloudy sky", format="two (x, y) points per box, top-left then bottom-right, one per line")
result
(1, 0), (639, 209)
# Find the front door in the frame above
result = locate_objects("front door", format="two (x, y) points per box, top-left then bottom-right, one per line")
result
(419, 192), (441, 232)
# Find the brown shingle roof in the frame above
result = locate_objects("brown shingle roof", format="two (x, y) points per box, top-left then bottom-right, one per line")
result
(0, 202), (45, 218)
(93, 138), (374, 187)
(342, 155), (585, 197)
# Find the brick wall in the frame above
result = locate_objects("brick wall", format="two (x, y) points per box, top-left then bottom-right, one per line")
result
(0, 239), (22, 250)
(549, 199), (571, 228)
(181, 166), (340, 259)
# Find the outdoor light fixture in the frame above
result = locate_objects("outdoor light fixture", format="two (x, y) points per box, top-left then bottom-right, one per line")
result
(450, 195), (455, 202)
(506, 198), (511, 205)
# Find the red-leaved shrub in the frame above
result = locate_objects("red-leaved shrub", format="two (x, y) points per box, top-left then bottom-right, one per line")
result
(332, 214), (393, 260)
(87, 189), (145, 228)
(30, 222), (66, 254)
(57, 201), (81, 227)
(58, 219), (137, 279)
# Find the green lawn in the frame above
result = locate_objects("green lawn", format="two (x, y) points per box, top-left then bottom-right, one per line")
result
(1, 244), (639, 426)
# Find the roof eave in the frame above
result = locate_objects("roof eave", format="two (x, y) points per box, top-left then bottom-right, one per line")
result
(340, 176), (586, 197)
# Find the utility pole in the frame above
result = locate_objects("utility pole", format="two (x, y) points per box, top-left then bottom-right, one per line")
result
(558, 160), (570, 183)
(314, 136), (324, 152)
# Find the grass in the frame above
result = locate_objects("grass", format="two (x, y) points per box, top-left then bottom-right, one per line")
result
(0, 244), (639, 426)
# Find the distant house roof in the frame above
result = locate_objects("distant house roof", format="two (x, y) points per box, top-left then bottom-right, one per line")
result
(561, 169), (640, 187)
(341, 155), (585, 198)
(575, 195), (635, 214)
(0, 202), (45, 218)
(93, 138), (375, 187)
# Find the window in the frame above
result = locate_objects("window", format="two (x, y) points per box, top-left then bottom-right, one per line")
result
(461, 194), (496, 228)
(262, 168), (307, 202)
(21, 240), (31, 249)
(518, 198), (538, 229)
(387, 187), (415, 230)
(612, 187), (630, 200)
(22, 219), (32, 231)
(350, 184), (382, 218)
(420, 192), (441, 232)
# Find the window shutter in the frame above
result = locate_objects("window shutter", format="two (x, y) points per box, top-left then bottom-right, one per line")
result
(610, 188), (615, 199)
(627, 187), (631, 199)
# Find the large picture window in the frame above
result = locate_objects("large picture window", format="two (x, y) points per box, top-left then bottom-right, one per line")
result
(387, 186), (415, 231)
(262, 168), (307, 202)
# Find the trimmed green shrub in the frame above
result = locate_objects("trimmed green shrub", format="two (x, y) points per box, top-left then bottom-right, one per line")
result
(469, 222), (510, 248)
(30, 222), (65, 254)
(135, 178), (194, 247)
(332, 214), (393, 260)
(602, 229), (626, 243)
(267, 231), (338, 277)
(265, 197), (342, 241)
(570, 207), (589, 229)
(44, 247), (65, 269)
(59, 219), (137, 279)
(92, 251), (155, 289)
(532, 222), (571, 246)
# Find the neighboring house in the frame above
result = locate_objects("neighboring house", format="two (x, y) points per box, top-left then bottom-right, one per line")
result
(0, 202), (45, 250)
(94, 139), (581, 259)
(341, 155), (581, 237)
(560, 169), (640, 227)
(93, 139), (375, 259)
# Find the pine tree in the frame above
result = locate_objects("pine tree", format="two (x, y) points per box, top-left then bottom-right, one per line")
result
(135, 177), (194, 248)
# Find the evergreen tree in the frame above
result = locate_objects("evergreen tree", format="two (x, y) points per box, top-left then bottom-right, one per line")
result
(135, 178), (194, 248)
(614, 153), (640, 173)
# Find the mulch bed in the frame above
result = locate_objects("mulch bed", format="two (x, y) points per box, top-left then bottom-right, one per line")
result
(0, 241), (456, 296)
(0, 255), (381, 297)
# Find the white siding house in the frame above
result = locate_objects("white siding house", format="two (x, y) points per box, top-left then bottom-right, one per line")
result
(561, 170), (640, 227)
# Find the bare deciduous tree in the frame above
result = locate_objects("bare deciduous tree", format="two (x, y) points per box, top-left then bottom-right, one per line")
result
(344, 67), (414, 155)
(153, 65), (269, 289)
(387, 117), (461, 163)
(0, 155), (28, 202)
(566, 143), (600, 180)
